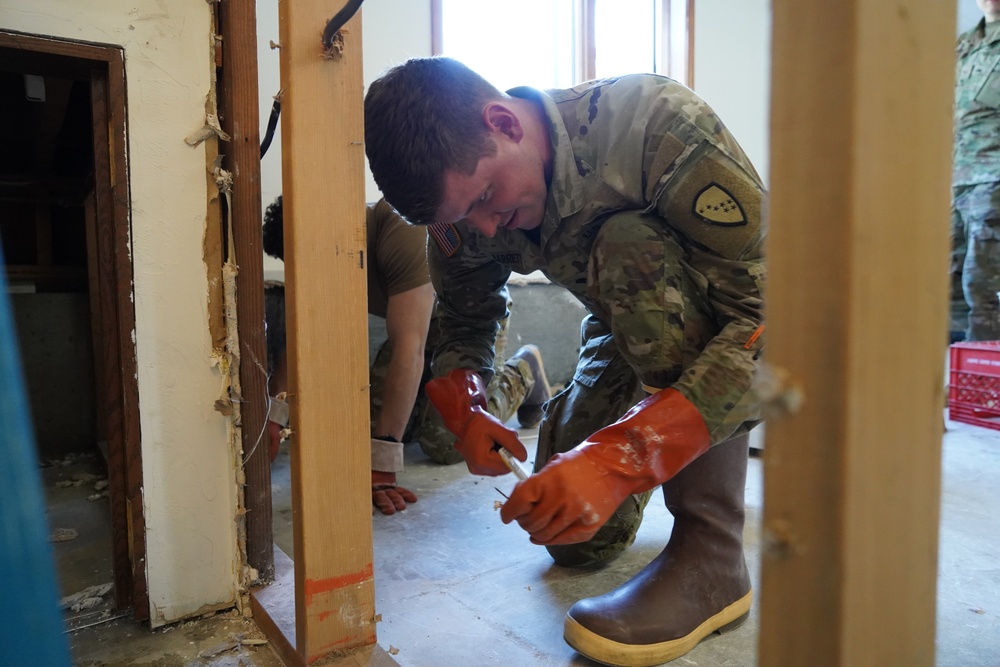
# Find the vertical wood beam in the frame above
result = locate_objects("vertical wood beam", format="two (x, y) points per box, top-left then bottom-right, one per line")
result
(90, 56), (148, 620)
(277, 4), (373, 661)
(217, 0), (273, 582)
(83, 192), (106, 446)
(761, 3), (953, 665)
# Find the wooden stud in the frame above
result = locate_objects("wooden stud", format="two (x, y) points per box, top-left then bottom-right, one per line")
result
(760, 3), (953, 665)
(277, 4), (373, 662)
(217, 0), (274, 582)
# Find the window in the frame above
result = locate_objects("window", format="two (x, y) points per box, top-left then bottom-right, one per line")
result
(432, 0), (692, 91)
(433, 0), (577, 91)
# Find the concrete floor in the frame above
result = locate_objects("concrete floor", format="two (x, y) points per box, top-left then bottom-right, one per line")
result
(60, 414), (1000, 666)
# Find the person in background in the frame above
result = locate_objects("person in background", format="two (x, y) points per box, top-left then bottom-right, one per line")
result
(952, 0), (1000, 342)
(364, 57), (765, 666)
(261, 195), (551, 515)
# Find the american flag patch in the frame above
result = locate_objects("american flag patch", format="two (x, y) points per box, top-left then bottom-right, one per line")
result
(428, 222), (462, 257)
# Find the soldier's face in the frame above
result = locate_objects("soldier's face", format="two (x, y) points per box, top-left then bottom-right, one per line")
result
(436, 111), (549, 238)
(979, 0), (1000, 22)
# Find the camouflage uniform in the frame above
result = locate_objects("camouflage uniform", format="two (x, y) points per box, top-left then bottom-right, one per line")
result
(427, 75), (766, 563)
(953, 19), (1000, 341)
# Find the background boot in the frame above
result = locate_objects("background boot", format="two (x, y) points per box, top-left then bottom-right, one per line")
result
(564, 433), (751, 667)
(509, 345), (551, 428)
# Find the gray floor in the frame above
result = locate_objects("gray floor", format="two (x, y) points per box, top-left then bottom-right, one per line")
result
(63, 414), (1000, 666)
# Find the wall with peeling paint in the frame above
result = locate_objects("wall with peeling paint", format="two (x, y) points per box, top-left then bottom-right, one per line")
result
(0, 1), (240, 624)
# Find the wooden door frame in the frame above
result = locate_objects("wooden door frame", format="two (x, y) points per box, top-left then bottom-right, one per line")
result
(0, 30), (147, 619)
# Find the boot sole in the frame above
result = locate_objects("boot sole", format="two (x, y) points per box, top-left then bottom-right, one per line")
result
(563, 590), (752, 667)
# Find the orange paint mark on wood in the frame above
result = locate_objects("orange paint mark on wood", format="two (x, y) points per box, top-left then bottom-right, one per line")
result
(303, 563), (373, 606)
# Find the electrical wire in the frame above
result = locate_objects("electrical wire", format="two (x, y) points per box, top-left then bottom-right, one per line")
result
(260, 0), (366, 159)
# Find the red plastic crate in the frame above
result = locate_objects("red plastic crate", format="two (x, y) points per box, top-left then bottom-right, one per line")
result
(949, 341), (1000, 430)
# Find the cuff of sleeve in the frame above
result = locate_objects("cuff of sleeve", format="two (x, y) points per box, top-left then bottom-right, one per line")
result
(371, 438), (404, 473)
(267, 395), (289, 427)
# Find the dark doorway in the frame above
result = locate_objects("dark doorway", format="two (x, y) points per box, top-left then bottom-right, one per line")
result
(0, 31), (147, 621)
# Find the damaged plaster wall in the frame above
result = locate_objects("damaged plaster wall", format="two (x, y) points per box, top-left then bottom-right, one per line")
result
(0, 1), (240, 624)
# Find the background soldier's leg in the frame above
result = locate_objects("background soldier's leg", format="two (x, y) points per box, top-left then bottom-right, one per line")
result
(962, 182), (1000, 341)
(485, 298), (552, 424)
(415, 311), (516, 462)
(951, 186), (970, 342)
(483, 314), (516, 423)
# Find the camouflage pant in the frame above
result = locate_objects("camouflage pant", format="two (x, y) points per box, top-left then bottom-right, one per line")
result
(370, 313), (536, 465)
(536, 210), (720, 567)
(952, 182), (1000, 341)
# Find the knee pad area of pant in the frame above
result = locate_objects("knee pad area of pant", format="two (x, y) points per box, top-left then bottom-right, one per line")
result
(546, 490), (653, 568)
(418, 438), (465, 465)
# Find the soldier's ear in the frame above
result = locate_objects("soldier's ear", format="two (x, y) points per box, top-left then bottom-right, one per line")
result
(483, 103), (524, 142)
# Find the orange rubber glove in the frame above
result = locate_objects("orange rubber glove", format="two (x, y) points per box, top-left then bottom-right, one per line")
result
(499, 388), (711, 545)
(371, 470), (418, 515)
(425, 368), (528, 476)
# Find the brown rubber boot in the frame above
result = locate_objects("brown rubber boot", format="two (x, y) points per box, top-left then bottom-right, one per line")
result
(564, 433), (751, 667)
(509, 345), (551, 428)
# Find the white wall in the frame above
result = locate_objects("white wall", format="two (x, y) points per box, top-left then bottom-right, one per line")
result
(959, 0), (984, 34)
(693, 0), (772, 185)
(256, 0), (433, 280)
(1, 1), (240, 625)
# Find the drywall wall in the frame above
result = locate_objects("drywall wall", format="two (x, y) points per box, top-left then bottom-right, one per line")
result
(693, 0), (974, 186)
(0, 1), (240, 624)
(693, 0), (772, 185)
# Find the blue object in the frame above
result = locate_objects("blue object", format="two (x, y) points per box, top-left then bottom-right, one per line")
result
(0, 239), (72, 666)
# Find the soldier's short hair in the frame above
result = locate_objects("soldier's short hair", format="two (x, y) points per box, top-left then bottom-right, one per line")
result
(364, 57), (502, 226)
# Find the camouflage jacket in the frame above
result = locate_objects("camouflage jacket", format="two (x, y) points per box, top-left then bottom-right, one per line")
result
(428, 74), (767, 443)
(954, 19), (1000, 186)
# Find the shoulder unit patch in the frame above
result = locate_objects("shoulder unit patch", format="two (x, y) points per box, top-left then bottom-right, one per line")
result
(693, 183), (747, 226)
